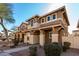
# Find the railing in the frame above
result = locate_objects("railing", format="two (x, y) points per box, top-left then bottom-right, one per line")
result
(32, 22), (40, 28)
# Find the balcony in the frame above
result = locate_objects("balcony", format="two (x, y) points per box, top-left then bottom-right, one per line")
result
(32, 22), (40, 28)
(39, 18), (63, 27)
(29, 18), (65, 30)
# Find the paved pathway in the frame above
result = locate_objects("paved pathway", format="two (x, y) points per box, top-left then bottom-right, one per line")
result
(37, 46), (45, 56)
(0, 52), (11, 56)
(61, 49), (79, 56)
(0, 46), (30, 56)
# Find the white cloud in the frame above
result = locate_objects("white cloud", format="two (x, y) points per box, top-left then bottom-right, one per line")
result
(41, 3), (68, 15)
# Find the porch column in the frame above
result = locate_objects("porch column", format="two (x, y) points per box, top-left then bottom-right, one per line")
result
(52, 27), (58, 42)
(40, 30), (45, 46)
(30, 31), (35, 44)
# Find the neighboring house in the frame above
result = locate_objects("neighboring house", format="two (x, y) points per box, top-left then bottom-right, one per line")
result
(15, 6), (70, 46)
(63, 20), (79, 49)
(15, 22), (28, 43)
(8, 32), (15, 40)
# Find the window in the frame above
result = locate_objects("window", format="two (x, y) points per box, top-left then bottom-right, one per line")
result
(49, 31), (52, 39)
(53, 14), (56, 19)
(47, 16), (50, 21)
(42, 19), (44, 23)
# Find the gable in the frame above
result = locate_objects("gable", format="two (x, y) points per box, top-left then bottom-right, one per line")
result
(19, 22), (27, 30)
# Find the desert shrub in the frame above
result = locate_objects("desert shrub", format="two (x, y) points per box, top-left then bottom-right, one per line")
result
(44, 42), (62, 56)
(63, 42), (71, 52)
(29, 46), (37, 56)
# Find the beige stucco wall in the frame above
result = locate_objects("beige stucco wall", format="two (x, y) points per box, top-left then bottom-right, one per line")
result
(24, 32), (30, 44)
(62, 33), (79, 49)
(33, 35), (39, 44)
(40, 34), (45, 46)
(52, 34), (58, 42)
(24, 32), (39, 44)
(73, 31), (79, 35)
(39, 30), (45, 46)
(30, 35), (39, 44)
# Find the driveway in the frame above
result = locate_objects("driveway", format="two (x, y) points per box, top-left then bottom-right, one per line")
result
(0, 46), (30, 56)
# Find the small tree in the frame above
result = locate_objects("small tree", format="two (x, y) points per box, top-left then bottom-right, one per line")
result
(0, 4), (15, 42)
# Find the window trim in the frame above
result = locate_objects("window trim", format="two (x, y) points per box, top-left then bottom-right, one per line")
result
(52, 13), (57, 20)
(47, 16), (51, 21)
(53, 14), (56, 19)
(41, 18), (45, 24)
(42, 19), (44, 23)
(49, 31), (52, 39)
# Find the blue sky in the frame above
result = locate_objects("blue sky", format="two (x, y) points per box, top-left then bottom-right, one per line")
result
(0, 3), (79, 34)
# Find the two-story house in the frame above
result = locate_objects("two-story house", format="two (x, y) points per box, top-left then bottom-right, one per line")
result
(15, 22), (28, 43)
(16, 6), (70, 46)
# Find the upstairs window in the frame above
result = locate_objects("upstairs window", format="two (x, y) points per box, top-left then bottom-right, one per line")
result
(53, 14), (56, 20)
(42, 19), (44, 23)
(47, 16), (50, 21)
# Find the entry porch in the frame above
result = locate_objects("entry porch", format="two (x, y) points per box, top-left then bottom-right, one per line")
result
(30, 26), (64, 46)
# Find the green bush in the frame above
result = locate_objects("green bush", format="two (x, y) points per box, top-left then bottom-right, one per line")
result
(29, 46), (37, 56)
(44, 42), (62, 56)
(63, 42), (71, 52)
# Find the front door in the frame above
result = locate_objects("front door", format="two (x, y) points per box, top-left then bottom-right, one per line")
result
(58, 29), (63, 45)
(45, 30), (52, 44)
(22, 34), (24, 43)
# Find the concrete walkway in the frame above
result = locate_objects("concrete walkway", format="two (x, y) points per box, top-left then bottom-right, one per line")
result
(0, 46), (30, 56)
(61, 49), (79, 56)
(0, 52), (11, 56)
(37, 46), (45, 56)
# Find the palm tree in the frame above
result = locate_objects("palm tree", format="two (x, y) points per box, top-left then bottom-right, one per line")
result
(0, 3), (15, 42)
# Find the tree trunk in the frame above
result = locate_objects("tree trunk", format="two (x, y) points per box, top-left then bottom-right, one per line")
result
(1, 23), (9, 42)
(0, 17), (9, 42)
